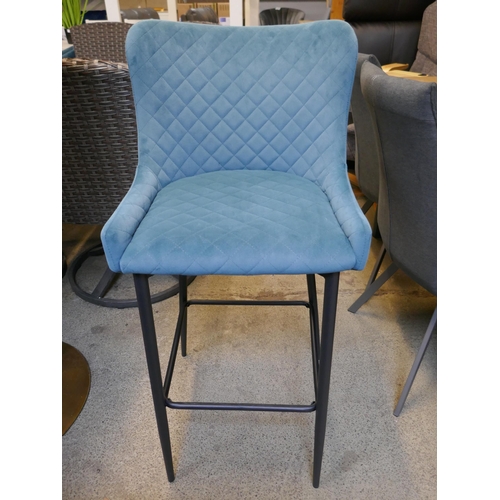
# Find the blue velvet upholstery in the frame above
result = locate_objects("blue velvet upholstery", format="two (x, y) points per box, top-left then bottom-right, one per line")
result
(102, 20), (371, 276)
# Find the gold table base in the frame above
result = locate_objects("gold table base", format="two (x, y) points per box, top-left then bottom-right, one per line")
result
(62, 342), (91, 435)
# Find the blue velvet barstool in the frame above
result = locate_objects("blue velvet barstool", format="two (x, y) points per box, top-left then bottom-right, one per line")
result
(102, 20), (371, 487)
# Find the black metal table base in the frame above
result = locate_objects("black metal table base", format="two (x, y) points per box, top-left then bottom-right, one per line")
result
(133, 272), (340, 488)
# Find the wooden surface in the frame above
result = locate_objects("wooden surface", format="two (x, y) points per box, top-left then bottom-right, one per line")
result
(386, 70), (437, 83)
(330, 0), (344, 19)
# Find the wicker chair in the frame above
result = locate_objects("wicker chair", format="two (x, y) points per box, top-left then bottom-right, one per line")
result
(71, 22), (132, 63)
(62, 58), (191, 308)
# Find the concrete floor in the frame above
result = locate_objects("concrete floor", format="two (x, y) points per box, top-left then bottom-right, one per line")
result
(62, 193), (437, 499)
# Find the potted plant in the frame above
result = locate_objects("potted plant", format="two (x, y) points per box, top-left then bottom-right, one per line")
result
(62, 0), (89, 44)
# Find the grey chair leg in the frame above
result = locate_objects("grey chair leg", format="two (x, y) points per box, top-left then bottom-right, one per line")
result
(372, 205), (381, 239)
(348, 262), (398, 313)
(366, 244), (387, 287)
(313, 272), (340, 488)
(307, 274), (321, 395)
(361, 199), (374, 215)
(394, 308), (437, 417)
(134, 274), (175, 482)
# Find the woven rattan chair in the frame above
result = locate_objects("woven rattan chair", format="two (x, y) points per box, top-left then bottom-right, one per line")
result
(62, 58), (191, 308)
(71, 22), (132, 63)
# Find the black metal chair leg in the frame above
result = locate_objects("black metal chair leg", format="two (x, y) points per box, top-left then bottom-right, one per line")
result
(133, 274), (175, 482)
(393, 308), (437, 417)
(306, 274), (321, 396)
(313, 272), (340, 488)
(348, 262), (398, 313)
(179, 276), (188, 357)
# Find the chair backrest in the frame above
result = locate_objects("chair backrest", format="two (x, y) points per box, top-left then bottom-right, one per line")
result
(71, 22), (132, 63)
(410, 1), (437, 76)
(351, 53), (382, 203)
(259, 7), (305, 25)
(125, 20), (357, 190)
(343, 0), (434, 65)
(180, 7), (219, 24)
(360, 61), (437, 294)
(121, 8), (160, 20)
(62, 59), (137, 225)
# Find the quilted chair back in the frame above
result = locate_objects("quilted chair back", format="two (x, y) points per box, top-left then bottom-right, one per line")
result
(125, 20), (357, 190)
(259, 8), (305, 25)
(410, 1), (437, 76)
(360, 61), (437, 295)
(71, 22), (132, 63)
(62, 58), (137, 225)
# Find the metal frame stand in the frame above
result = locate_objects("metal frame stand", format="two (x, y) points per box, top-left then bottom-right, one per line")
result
(393, 308), (437, 417)
(348, 244), (398, 314)
(68, 243), (195, 308)
(348, 245), (436, 417)
(133, 272), (340, 488)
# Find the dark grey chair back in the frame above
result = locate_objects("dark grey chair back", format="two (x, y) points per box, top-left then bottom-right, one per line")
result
(410, 1), (437, 76)
(351, 53), (382, 205)
(71, 22), (132, 63)
(360, 61), (437, 295)
(343, 0), (434, 65)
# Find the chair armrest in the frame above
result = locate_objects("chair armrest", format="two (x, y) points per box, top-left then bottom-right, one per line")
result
(101, 169), (161, 273)
(321, 169), (372, 271)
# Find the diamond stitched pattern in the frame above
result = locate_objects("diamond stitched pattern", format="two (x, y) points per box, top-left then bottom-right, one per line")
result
(129, 22), (354, 187)
(119, 170), (356, 275)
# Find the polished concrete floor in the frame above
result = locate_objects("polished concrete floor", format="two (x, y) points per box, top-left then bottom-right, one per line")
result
(62, 188), (437, 499)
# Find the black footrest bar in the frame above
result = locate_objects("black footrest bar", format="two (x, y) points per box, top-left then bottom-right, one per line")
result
(186, 299), (310, 307)
(166, 399), (316, 412)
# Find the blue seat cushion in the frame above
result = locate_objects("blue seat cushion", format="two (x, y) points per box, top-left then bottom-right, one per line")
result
(118, 170), (358, 276)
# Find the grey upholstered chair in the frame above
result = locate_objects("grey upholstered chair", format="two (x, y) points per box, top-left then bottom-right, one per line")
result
(349, 60), (437, 416)
(101, 20), (371, 487)
(259, 7), (305, 25)
(409, 1), (437, 76)
(70, 22), (132, 63)
(349, 53), (382, 244)
(342, 0), (435, 66)
(62, 58), (189, 308)
(344, 0), (436, 165)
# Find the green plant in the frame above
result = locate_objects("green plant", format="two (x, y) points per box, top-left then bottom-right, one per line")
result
(62, 0), (89, 29)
